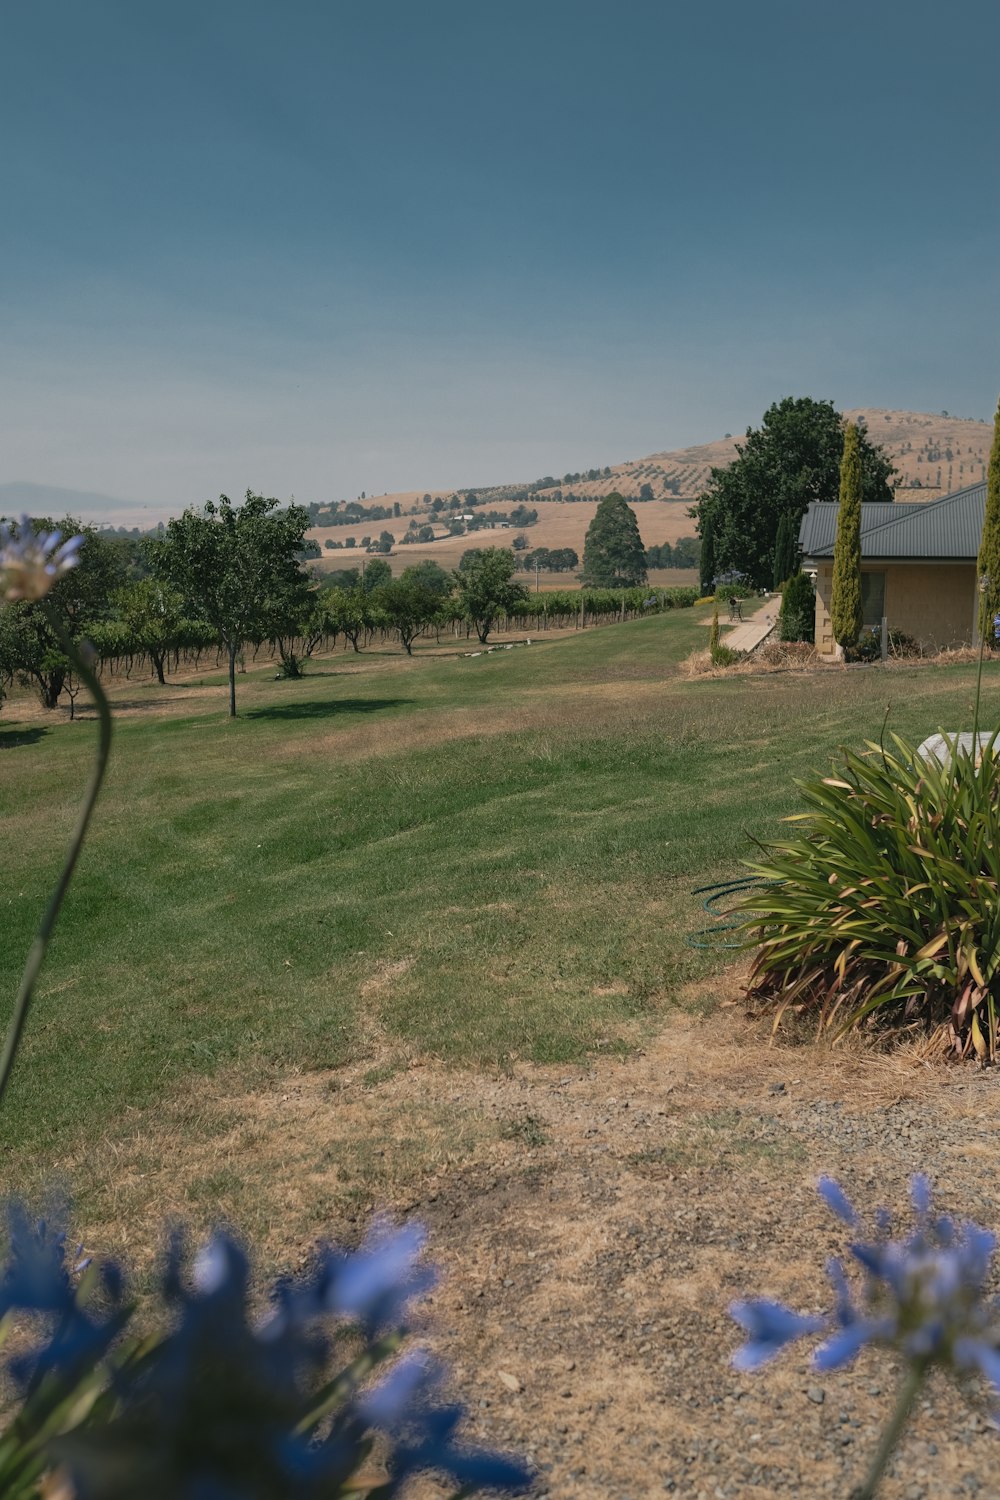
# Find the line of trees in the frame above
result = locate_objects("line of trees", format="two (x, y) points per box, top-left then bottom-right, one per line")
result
(644, 536), (700, 570)
(518, 547), (579, 573)
(0, 498), (703, 722)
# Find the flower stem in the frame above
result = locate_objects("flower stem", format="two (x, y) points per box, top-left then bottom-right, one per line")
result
(0, 614), (112, 1109)
(855, 1363), (925, 1500)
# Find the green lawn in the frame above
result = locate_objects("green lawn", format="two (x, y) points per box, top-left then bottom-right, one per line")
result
(1, 608), (996, 1180)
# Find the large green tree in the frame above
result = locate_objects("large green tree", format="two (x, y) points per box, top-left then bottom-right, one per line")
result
(830, 422), (864, 650)
(453, 547), (528, 644)
(580, 493), (647, 587)
(694, 397), (895, 589)
(977, 397), (1000, 645)
(152, 492), (310, 716)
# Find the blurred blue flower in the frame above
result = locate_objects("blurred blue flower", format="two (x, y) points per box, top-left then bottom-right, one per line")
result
(730, 1176), (1000, 1396)
(362, 1353), (532, 1496)
(326, 1219), (435, 1330)
(817, 1176), (860, 1226)
(729, 1299), (824, 1370)
(0, 515), (83, 602)
(0, 1206), (527, 1500)
(0, 1201), (125, 1389)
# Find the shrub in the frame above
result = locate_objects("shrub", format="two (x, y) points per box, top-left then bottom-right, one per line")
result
(844, 625), (921, 663)
(738, 731), (1000, 1058)
(710, 643), (741, 667)
(777, 572), (815, 643)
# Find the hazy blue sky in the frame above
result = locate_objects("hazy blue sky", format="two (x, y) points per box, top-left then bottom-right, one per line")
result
(2, 0), (998, 512)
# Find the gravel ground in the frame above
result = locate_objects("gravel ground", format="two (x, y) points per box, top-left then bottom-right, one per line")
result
(88, 1000), (1000, 1499)
(385, 1013), (1000, 1500)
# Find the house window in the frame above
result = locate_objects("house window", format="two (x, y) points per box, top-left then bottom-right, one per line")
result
(861, 571), (885, 628)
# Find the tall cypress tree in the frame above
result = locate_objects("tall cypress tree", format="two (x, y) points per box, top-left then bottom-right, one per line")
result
(581, 493), (647, 587)
(772, 514), (788, 589)
(772, 513), (799, 588)
(977, 397), (1000, 645)
(830, 423), (864, 650)
(699, 507), (716, 595)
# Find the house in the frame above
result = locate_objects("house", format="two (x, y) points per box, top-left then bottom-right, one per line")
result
(798, 480), (985, 655)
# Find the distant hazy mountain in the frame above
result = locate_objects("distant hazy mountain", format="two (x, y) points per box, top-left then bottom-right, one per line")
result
(0, 481), (167, 530)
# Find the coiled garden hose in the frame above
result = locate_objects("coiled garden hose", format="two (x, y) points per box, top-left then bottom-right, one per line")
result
(685, 875), (775, 950)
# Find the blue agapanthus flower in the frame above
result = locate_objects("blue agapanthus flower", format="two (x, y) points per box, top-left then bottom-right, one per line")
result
(0, 514), (83, 602)
(0, 1201), (126, 1389)
(730, 1176), (1000, 1396)
(361, 1353), (533, 1496)
(0, 1204), (530, 1500)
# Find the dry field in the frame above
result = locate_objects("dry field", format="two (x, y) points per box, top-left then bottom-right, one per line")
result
(309, 498), (697, 578)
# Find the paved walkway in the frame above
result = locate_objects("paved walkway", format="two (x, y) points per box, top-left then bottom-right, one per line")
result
(723, 593), (781, 652)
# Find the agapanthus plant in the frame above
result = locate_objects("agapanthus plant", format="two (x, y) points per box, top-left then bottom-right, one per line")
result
(731, 1175), (1000, 1498)
(0, 1201), (530, 1499)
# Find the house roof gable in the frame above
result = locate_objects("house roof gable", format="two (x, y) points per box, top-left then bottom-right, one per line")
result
(799, 481), (986, 562)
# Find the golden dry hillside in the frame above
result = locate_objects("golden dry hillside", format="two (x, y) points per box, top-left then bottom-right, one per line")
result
(308, 408), (993, 576)
(520, 407), (993, 503)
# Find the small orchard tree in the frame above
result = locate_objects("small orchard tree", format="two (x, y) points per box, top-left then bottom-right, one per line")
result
(361, 557), (392, 593)
(454, 548), (528, 644)
(372, 576), (439, 655)
(977, 397), (1000, 643)
(321, 585), (371, 653)
(152, 492), (310, 716)
(581, 493), (647, 587)
(830, 423), (864, 650)
(112, 579), (185, 684)
(398, 560), (453, 600)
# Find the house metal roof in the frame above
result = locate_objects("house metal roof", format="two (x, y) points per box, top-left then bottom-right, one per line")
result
(799, 481), (986, 562)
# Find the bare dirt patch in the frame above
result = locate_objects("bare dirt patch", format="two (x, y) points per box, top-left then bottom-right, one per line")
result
(61, 1009), (1000, 1499)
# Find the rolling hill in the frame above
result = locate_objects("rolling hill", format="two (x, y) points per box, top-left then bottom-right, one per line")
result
(308, 408), (995, 577)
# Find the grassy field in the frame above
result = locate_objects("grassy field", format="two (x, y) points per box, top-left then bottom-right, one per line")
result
(1, 606), (997, 1224)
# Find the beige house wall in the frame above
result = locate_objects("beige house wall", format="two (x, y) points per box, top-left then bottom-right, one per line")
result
(812, 561), (977, 656)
